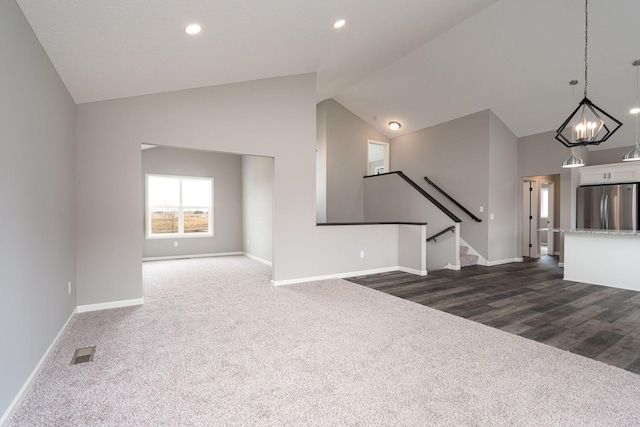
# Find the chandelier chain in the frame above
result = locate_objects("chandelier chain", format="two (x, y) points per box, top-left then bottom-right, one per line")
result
(584, 0), (588, 97)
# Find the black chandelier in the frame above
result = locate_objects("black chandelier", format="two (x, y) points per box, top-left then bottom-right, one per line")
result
(555, 0), (622, 148)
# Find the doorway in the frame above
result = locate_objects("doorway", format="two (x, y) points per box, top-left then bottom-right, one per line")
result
(522, 175), (559, 259)
(367, 140), (389, 175)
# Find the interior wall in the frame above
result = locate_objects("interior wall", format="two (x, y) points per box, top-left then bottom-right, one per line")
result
(390, 110), (491, 258)
(76, 73), (400, 304)
(0, 0), (76, 419)
(517, 130), (590, 261)
(588, 146), (635, 166)
(321, 99), (389, 222)
(488, 111), (519, 262)
(316, 101), (327, 223)
(141, 146), (242, 258)
(242, 155), (273, 263)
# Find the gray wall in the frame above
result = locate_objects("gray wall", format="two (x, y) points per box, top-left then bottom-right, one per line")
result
(391, 110), (491, 258)
(488, 111), (519, 261)
(364, 174), (457, 270)
(0, 0), (76, 418)
(517, 130), (590, 260)
(242, 155), (273, 263)
(76, 73), (400, 304)
(321, 99), (390, 222)
(141, 146), (242, 258)
(589, 146), (636, 166)
(316, 102), (327, 222)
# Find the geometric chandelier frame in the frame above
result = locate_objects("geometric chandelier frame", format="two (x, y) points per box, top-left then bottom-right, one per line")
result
(554, 0), (623, 148)
(555, 97), (623, 147)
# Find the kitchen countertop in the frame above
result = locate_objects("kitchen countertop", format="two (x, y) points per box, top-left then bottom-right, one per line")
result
(540, 228), (640, 236)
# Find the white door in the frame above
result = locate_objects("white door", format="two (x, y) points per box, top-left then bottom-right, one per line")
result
(522, 180), (540, 258)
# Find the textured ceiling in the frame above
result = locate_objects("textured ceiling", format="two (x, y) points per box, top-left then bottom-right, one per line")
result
(16, 0), (640, 149)
(15, 0), (497, 104)
(335, 0), (640, 149)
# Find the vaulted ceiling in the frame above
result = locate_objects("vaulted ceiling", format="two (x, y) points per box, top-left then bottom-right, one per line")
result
(16, 0), (640, 150)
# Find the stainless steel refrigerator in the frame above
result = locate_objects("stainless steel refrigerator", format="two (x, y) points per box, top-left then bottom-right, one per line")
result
(576, 183), (639, 230)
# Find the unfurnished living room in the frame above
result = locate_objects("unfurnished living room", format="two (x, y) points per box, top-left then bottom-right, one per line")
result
(3, 0), (640, 425)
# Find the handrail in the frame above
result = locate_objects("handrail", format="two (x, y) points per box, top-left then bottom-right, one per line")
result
(364, 172), (461, 223)
(424, 177), (482, 223)
(427, 226), (455, 242)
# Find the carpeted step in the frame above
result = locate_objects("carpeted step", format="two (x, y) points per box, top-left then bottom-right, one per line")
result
(460, 253), (479, 267)
(459, 245), (478, 267)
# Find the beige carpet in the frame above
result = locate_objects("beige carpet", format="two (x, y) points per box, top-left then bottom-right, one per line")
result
(10, 256), (640, 426)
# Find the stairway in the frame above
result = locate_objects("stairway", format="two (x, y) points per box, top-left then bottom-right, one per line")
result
(460, 245), (479, 267)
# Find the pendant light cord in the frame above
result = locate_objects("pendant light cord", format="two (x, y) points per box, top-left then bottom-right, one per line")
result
(584, 0), (589, 98)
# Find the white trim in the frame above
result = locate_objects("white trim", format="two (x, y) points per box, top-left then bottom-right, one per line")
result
(442, 263), (461, 270)
(0, 309), (76, 426)
(485, 257), (523, 266)
(271, 266), (398, 286)
(142, 252), (242, 262)
(76, 298), (144, 313)
(554, 251), (561, 256)
(558, 262), (565, 268)
(398, 266), (428, 276)
(243, 252), (272, 267)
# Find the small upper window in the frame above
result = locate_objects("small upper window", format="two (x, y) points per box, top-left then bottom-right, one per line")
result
(146, 174), (213, 238)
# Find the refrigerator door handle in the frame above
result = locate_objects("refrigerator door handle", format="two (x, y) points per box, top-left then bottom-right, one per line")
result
(600, 194), (605, 229)
(604, 193), (609, 229)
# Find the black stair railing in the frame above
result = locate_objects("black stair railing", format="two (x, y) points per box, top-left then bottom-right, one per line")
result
(424, 177), (482, 223)
(364, 172), (461, 223)
(426, 226), (455, 243)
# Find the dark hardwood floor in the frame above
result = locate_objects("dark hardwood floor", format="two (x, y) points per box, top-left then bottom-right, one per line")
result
(346, 256), (640, 374)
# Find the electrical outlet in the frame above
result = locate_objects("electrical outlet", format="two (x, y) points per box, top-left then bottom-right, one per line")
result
(68, 281), (71, 295)
(479, 206), (484, 213)
(174, 241), (178, 247)
(360, 251), (365, 258)
(490, 213), (495, 220)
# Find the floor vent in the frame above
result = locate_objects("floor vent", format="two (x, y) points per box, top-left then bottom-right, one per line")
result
(70, 346), (95, 365)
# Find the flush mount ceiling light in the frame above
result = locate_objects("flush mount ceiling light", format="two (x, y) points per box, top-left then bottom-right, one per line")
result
(623, 60), (640, 162)
(555, 0), (622, 148)
(185, 24), (201, 35)
(333, 19), (346, 29)
(388, 121), (401, 131)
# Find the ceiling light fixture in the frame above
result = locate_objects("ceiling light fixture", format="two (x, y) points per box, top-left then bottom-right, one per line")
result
(562, 148), (585, 168)
(555, 0), (622, 148)
(185, 24), (201, 35)
(562, 80), (585, 168)
(333, 19), (346, 29)
(388, 121), (401, 131)
(623, 60), (640, 162)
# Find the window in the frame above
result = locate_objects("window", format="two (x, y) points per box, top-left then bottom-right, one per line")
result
(146, 174), (213, 238)
(540, 187), (549, 218)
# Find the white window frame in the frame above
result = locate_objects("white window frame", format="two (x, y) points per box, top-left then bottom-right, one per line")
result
(145, 174), (214, 239)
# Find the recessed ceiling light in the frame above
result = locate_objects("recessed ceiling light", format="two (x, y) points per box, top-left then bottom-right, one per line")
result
(333, 19), (346, 29)
(630, 107), (640, 114)
(389, 121), (401, 131)
(185, 24), (201, 35)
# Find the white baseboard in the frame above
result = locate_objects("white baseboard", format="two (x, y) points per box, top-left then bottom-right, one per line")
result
(271, 266), (398, 286)
(142, 252), (242, 262)
(0, 309), (76, 426)
(76, 298), (144, 313)
(558, 262), (565, 268)
(398, 266), (428, 276)
(442, 263), (461, 271)
(554, 251), (561, 256)
(486, 257), (523, 266)
(243, 252), (272, 267)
